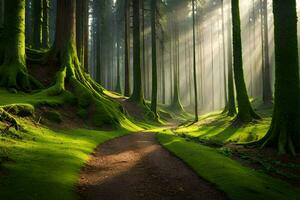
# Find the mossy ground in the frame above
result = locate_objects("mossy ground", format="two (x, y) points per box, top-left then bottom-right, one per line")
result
(0, 118), (129, 200)
(0, 88), (141, 200)
(157, 131), (300, 200)
(175, 101), (272, 145)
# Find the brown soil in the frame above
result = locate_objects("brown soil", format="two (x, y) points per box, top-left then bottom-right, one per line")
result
(226, 144), (300, 186)
(77, 132), (226, 200)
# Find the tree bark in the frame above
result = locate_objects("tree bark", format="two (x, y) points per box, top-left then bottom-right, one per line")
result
(260, 0), (300, 154)
(42, 0), (49, 48)
(0, 0), (35, 90)
(124, 0), (130, 97)
(262, 0), (273, 104)
(150, 0), (158, 117)
(192, 0), (198, 121)
(32, 0), (43, 49)
(129, 0), (144, 103)
(231, 0), (260, 123)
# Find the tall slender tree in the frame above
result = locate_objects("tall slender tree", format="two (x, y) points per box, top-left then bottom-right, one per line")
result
(129, 0), (144, 103)
(0, 0), (4, 27)
(32, 0), (43, 49)
(231, 0), (260, 123)
(261, 0), (272, 104)
(192, 0), (198, 121)
(124, 0), (130, 96)
(258, 0), (300, 154)
(150, 0), (158, 117)
(42, 0), (49, 48)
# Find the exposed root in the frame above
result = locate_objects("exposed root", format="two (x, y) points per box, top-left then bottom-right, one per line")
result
(0, 108), (20, 132)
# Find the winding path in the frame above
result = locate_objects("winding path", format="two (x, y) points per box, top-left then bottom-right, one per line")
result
(77, 132), (226, 200)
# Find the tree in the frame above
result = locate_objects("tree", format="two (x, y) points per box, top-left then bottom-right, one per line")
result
(231, 0), (260, 123)
(76, 0), (89, 71)
(44, 0), (131, 128)
(129, 0), (144, 103)
(223, 0), (236, 116)
(258, 0), (300, 154)
(150, 0), (158, 117)
(0, 0), (38, 90)
(0, 0), (4, 27)
(124, 0), (130, 96)
(42, 0), (49, 48)
(261, 0), (272, 104)
(192, 0), (198, 121)
(32, 0), (43, 49)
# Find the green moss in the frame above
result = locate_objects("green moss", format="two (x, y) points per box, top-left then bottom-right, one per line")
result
(157, 132), (300, 200)
(175, 112), (270, 144)
(43, 111), (62, 124)
(0, 89), (72, 107)
(0, 118), (129, 200)
(76, 108), (88, 119)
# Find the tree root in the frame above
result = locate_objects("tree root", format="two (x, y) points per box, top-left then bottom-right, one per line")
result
(0, 108), (20, 132)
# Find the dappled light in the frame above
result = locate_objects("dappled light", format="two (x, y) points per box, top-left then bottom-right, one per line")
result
(0, 0), (300, 200)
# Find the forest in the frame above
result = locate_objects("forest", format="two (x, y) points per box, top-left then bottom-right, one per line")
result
(0, 0), (300, 199)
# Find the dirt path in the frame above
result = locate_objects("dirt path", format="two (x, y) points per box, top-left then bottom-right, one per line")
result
(77, 133), (226, 200)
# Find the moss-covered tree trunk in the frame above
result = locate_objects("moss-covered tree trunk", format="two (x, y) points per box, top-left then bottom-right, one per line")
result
(231, 0), (259, 123)
(129, 0), (144, 103)
(150, 0), (158, 117)
(0, 0), (36, 90)
(259, 0), (300, 155)
(32, 0), (43, 49)
(42, 0), (49, 48)
(44, 0), (132, 128)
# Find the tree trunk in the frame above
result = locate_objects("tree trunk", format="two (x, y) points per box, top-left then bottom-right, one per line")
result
(260, 0), (300, 155)
(221, 0), (228, 110)
(32, 0), (43, 49)
(231, 0), (260, 123)
(225, 0), (236, 116)
(44, 0), (131, 128)
(115, 29), (122, 94)
(262, 0), (273, 104)
(192, 0), (198, 121)
(0, 0), (4, 27)
(170, 16), (183, 112)
(25, 0), (32, 46)
(124, 0), (130, 97)
(0, 0), (36, 90)
(42, 0), (49, 48)
(227, 24), (237, 116)
(129, 0), (144, 103)
(150, 0), (158, 117)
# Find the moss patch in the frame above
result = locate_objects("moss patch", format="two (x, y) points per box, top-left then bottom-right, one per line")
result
(157, 132), (300, 200)
(0, 118), (130, 200)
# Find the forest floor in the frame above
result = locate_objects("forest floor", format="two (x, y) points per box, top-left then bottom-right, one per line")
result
(77, 132), (226, 200)
(1, 89), (300, 200)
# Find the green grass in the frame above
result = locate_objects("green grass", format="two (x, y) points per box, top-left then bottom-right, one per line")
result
(157, 131), (300, 200)
(0, 118), (129, 200)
